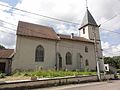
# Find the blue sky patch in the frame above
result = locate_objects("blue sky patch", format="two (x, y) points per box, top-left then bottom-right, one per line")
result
(0, 0), (21, 6)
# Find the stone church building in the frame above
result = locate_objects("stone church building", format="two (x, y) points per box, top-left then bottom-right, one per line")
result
(12, 9), (104, 71)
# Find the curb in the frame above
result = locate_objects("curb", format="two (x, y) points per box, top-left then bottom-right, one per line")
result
(0, 74), (114, 90)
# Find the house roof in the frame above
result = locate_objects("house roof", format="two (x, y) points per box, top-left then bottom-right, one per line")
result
(80, 9), (98, 29)
(58, 34), (94, 43)
(17, 21), (94, 43)
(0, 49), (14, 59)
(17, 21), (59, 40)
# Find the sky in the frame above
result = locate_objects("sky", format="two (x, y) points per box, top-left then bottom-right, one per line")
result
(0, 0), (120, 57)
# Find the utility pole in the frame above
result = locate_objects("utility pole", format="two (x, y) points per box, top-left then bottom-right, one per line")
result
(93, 31), (101, 81)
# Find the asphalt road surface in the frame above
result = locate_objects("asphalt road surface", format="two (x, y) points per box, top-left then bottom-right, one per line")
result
(35, 80), (120, 90)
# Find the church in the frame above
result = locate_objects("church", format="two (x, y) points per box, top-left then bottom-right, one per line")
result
(12, 9), (104, 71)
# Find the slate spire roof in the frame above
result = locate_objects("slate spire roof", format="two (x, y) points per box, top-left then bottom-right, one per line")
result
(80, 9), (98, 29)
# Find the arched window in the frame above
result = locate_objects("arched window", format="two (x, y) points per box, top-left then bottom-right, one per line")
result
(35, 45), (44, 62)
(85, 46), (88, 52)
(66, 52), (72, 65)
(85, 59), (89, 66)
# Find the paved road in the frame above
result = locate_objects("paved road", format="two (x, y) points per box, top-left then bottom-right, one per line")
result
(35, 80), (120, 90)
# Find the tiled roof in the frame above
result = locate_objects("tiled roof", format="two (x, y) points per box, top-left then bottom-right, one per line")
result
(17, 21), (59, 40)
(17, 21), (94, 43)
(58, 34), (94, 43)
(0, 49), (14, 59)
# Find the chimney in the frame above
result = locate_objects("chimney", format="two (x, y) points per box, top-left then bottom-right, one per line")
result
(71, 33), (74, 39)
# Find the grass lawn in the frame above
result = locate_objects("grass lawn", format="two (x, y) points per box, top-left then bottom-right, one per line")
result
(0, 70), (96, 81)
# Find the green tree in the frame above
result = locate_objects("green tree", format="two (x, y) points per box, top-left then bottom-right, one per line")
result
(0, 44), (5, 49)
(104, 56), (120, 69)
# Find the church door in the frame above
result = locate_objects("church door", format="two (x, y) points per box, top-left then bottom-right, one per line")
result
(77, 53), (83, 70)
(0, 62), (6, 73)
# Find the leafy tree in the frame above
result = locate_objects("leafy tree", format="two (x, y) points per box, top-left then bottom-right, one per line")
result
(104, 56), (120, 69)
(0, 44), (5, 49)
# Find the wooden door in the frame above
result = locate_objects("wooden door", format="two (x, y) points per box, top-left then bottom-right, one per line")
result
(0, 63), (5, 73)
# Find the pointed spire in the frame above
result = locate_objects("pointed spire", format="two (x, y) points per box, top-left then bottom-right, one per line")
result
(80, 9), (98, 29)
(85, 0), (88, 9)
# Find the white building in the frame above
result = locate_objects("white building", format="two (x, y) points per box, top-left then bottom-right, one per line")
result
(12, 9), (104, 71)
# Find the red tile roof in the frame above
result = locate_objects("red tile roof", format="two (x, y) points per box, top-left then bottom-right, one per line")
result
(17, 21), (59, 40)
(58, 34), (94, 43)
(0, 49), (14, 59)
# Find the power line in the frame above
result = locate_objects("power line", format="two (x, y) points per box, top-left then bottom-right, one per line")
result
(0, 2), (118, 27)
(1, 3), (120, 33)
(0, 19), (16, 26)
(104, 50), (120, 56)
(103, 43), (120, 51)
(0, 20), (120, 42)
(0, 25), (16, 31)
(103, 43), (120, 54)
(0, 24), (120, 56)
(0, 3), (80, 25)
(0, 18), (120, 34)
(1, 26), (120, 56)
(1, 18), (120, 39)
(0, 9), (50, 25)
(100, 15), (118, 25)
(100, 28), (120, 35)
(0, 21), (54, 37)
(1, 3), (120, 35)
(0, 29), (16, 36)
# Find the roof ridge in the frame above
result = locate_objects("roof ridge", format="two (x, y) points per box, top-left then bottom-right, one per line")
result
(17, 21), (59, 40)
(19, 21), (53, 29)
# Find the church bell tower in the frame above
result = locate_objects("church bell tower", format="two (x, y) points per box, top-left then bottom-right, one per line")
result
(79, 8), (104, 71)
(79, 8), (100, 40)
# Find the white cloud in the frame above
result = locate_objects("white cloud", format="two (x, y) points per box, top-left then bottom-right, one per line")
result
(56, 24), (79, 35)
(111, 44), (120, 55)
(101, 41), (110, 50)
(101, 41), (110, 56)
(0, 2), (16, 49)
(0, 0), (120, 57)
(13, 0), (120, 32)
(102, 41), (120, 57)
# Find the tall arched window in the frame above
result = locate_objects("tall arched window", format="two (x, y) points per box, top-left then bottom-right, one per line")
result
(85, 59), (89, 66)
(66, 52), (72, 65)
(35, 45), (44, 62)
(85, 46), (88, 52)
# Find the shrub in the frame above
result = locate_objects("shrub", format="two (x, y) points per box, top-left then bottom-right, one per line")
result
(0, 73), (6, 78)
(12, 70), (21, 76)
(12, 70), (97, 78)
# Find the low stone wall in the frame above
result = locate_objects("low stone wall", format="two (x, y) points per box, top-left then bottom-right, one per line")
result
(0, 74), (114, 90)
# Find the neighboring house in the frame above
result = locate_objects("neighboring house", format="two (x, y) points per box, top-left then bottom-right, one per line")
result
(12, 9), (104, 71)
(0, 49), (14, 74)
